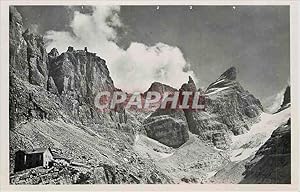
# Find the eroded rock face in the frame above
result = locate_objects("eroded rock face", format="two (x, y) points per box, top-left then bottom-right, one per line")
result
(186, 67), (263, 149)
(22, 29), (49, 88)
(47, 76), (58, 95)
(240, 118), (291, 184)
(46, 46), (121, 125)
(9, 76), (65, 128)
(48, 46), (114, 96)
(142, 76), (199, 148)
(281, 86), (290, 107)
(142, 81), (190, 147)
(9, 7), (28, 81)
(9, 10), (124, 127)
(10, 7), (52, 127)
(9, 6), (60, 127)
(145, 67), (263, 149)
(276, 85), (291, 113)
(144, 115), (189, 148)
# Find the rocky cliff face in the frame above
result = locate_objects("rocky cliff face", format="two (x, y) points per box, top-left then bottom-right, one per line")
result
(144, 67), (263, 149)
(240, 85), (291, 184)
(143, 115), (189, 148)
(188, 67), (263, 149)
(9, 6), (129, 128)
(10, 7), (60, 128)
(240, 118), (291, 184)
(281, 86), (291, 107)
(276, 85), (291, 113)
(205, 67), (263, 131)
(47, 46), (117, 125)
(141, 80), (190, 147)
(9, 7), (29, 82)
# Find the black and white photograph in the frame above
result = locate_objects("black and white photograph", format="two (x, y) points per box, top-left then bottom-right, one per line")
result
(0, 1), (299, 191)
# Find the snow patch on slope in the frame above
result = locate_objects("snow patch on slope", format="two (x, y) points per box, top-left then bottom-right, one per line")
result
(133, 134), (174, 161)
(230, 107), (290, 162)
(206, 170), (218, 179)
(208, 79), (226, 87)
(205, 87), (231, 95)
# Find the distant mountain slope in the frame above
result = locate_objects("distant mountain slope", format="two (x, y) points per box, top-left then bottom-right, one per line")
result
(240, 118), (291, 184)
(208, 107), (291, 184)
(229, 107), (290, 162)
(206, 78), (291, 184)
(239, 84), (291, 184)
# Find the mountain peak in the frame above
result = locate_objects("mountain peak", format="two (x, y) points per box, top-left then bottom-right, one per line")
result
(282, 85), (291, 106)
(188, 76), (195, 84)
(205, 66), (238, 93)
(179, 76), (197, 92)
(218, 66), (237, 81)
(49, 48), (59, 57)
(67, 46), (74, 52)
(145, 82), (177, 95)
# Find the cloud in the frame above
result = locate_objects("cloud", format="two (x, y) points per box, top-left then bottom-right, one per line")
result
(45, 6), (196, 92)
(262, 88), (285, 113)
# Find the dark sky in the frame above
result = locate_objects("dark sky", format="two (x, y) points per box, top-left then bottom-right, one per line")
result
(16, 5), (290, 106)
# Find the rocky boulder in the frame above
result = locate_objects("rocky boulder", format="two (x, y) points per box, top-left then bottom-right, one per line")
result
(143, 115), (189, 148)
(142, 79), (191, 148)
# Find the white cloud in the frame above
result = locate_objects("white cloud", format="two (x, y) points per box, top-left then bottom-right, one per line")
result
(45, 6), (196, 92)
(262, 88), (285, 113)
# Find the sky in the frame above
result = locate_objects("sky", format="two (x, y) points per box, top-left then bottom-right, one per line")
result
(15, 5), (290, 108)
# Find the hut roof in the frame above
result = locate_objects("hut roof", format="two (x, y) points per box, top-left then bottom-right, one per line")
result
(18, 147), (53, 155)
(53, 153), (70, 161)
